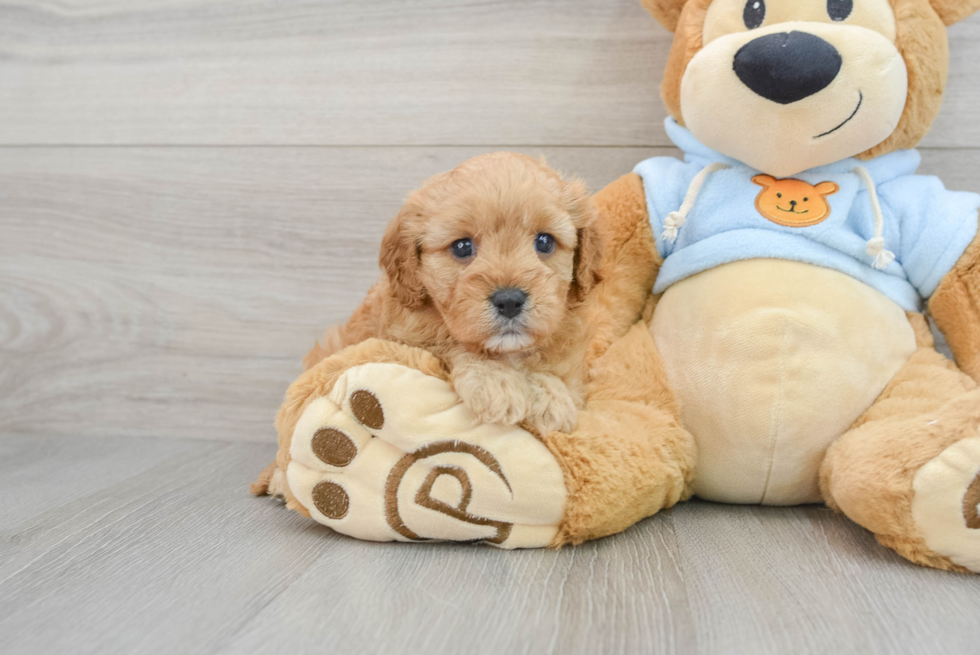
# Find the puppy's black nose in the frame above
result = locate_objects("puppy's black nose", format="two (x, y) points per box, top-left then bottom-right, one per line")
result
(490, 288), (527, 319)
(790, 200), (798, 207)
(734, 31), (842, 105)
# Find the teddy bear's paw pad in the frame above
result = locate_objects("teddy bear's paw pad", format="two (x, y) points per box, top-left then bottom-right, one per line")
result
(912, 434), (980, 572)
(286, 362), (567, 548)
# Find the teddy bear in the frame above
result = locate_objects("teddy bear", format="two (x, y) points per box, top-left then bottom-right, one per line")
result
(255, 0), (980, 573)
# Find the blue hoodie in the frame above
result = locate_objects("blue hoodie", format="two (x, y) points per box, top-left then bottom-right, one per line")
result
(634, 119), (980, 312)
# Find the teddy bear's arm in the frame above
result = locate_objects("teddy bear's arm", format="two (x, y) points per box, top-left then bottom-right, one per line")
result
(585, 172), (663, 361)
(928, 226), (980, 382)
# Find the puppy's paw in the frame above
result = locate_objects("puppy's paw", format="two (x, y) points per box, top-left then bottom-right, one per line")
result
(452, 362), (533, 426)
(527, 373), (580, 435)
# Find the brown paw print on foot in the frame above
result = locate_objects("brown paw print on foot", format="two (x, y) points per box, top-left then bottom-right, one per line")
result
(308, 389), (385, 521)
(911, 434), (980, 572)
(312, 481), (350, 520)
(350, 389), (384, 429)
(385, 441), (514, 545)
(964, 472), (980, 530)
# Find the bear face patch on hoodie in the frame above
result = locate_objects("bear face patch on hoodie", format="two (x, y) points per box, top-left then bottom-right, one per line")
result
(635, 119), (980, 312)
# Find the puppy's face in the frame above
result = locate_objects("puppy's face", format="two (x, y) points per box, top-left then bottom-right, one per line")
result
(381, 153), (601, 355)
(419, 177), (579, 355)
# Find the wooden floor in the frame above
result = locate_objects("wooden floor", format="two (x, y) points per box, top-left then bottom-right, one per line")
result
(1, 2), (979, 653)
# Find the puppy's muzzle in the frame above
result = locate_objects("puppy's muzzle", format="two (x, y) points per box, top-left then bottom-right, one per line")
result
(490, 288), (528, 319)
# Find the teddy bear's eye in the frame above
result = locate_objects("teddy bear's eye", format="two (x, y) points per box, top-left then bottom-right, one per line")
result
(743, 0), (766, 29)
(777, 193), (782, 198)
(828, 0), (854, 22)
(804, 197), (809, 202)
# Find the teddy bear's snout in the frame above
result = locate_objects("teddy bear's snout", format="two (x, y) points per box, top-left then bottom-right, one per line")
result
(734, 31), (842, 105)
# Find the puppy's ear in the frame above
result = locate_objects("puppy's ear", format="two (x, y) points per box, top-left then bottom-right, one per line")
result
(564, 179), (603, 303)
(929, 0), (980, 26)
(752, 174), (776, 189)
(380, 198), (427, 309)
(638, 0), (689, 32)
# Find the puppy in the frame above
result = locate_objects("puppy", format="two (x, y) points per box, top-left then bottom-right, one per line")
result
(305, 152), (603, 434)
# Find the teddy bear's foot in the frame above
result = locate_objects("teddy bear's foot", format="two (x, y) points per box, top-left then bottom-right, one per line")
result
(911, 433), (980, 572)
(285, 362), (567, 548)
(820, 337), (980, 573)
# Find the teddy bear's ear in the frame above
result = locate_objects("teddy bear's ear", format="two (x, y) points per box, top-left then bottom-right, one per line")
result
(752, 174), (776, 189)
(929, 0), (980, 25)
(638, 0), (690, 32)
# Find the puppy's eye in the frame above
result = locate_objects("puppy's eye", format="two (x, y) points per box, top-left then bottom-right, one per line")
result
(828, 0), (853, 22)
(777, 193), (783, 198)
(451, 238), (475, 259)
(804, 197), (809, 202)
(743, 0), (765, 29)
(534, 233), (556, 255)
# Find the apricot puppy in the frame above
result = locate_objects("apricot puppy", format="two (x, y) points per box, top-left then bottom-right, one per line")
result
(306, 152), (603, 435)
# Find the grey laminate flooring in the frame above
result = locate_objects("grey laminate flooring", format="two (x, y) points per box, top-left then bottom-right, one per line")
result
(2, 434), (980, 655)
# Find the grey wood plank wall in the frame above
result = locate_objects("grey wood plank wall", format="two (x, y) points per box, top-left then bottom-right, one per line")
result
(1, 0), (979, 147)
(1, 1), (979, 443)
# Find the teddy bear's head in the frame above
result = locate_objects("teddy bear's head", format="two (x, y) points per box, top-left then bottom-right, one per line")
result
(640, 0), (980, 176)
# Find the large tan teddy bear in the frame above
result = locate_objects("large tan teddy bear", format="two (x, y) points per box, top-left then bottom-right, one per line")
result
(255, 0), (980, 573)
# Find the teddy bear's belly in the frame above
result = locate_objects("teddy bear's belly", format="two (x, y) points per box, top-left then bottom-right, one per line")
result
(651, 259), (918, 505)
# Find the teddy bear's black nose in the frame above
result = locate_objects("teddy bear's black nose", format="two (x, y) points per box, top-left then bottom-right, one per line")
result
(734, 31), (842, 105)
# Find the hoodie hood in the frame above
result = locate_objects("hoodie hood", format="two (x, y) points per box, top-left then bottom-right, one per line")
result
(665, 117), (921, 186)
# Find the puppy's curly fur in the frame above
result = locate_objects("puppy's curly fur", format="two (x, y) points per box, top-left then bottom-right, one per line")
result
(304, 152), (603, 434)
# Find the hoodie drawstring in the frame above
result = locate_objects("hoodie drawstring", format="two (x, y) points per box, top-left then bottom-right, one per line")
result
(853, 166), (896, 271)
(665, 163), (895, 271)
(663, 162), (731, 243)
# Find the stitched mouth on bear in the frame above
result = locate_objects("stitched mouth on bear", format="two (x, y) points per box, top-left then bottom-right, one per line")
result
(777, 206), (809, 214)
(815, 90), (864, 139)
